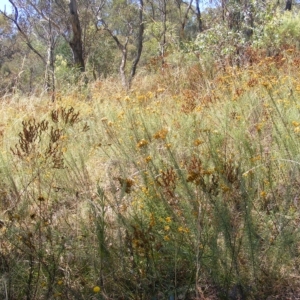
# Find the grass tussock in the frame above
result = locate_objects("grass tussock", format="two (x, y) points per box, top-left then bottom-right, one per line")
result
(1, 48), (300, 299)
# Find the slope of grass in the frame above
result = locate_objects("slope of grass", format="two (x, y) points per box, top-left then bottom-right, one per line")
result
(1, 48), (300, 299)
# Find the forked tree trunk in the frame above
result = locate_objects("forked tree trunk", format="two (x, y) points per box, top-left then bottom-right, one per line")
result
(101, 0), (144, 90)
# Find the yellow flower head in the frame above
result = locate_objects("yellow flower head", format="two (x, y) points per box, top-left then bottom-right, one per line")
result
(194, 139), (203, 146)
(153, 128), (168, 140)
(178, 226), (189, 233)
(260, 191), (267, 198)
(93, 286), (101, 293)
(164, 235), (170, 241)
(137, 139), (148, 148)
(292, 121), (300, 127)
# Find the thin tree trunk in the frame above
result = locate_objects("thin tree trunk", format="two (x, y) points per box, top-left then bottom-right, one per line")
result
(179, 0), (193, 39)
(6, 0), (46, 65)
(45, 18), (56, 101)
(195, 0), (203, 32)
(46, 41), (55, 101)
(128, 0), (144, 88)
(120, 46), (128, 88)
(160, 0), (167, 67)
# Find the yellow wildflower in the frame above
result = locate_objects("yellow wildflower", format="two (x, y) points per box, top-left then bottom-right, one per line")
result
(260, 191), (267, 198)
(194, 139), (203, 146)
(93, 286), (101, 293)
(145, 156), (152, 163)
(137, 95), (146, 101)
(294, 127), (300, 133)
(137, 139), (148, 148)
(178, 226), (189, 233)
(164, 235), (170, 241)
(149, 214), (155, 227)
(153, 128), (168, 140)
(292, 121), (300, 127)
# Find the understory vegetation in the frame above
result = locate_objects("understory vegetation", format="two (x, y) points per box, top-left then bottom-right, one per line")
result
(1, 0), (300, 298)
(1, 46), (300, 299)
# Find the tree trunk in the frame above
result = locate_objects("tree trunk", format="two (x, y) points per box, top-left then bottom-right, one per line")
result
(45, 40), (55, 101)
(68, 0), (85, 72)
(128, 0), (144, 88)
(44, 18), (56, 101)
(120, 46), (128, 88)
(179, 0), (193, 40)
(195, 0), (203, 32)
(240, 0), (253, 41)
(6, 0), (46, 65)
(160, 0), (167, 68)
(285, 0), (292, 10)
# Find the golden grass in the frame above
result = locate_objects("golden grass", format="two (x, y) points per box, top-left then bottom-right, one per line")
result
(1, 48), (300, 298)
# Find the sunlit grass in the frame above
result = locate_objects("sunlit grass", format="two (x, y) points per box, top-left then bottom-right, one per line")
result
(1, 49), (300, 299)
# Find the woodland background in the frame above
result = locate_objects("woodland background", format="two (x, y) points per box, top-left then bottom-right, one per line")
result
(0, 0), (296, 97)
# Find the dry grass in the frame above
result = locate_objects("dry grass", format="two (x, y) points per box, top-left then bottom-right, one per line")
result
(1, 48), (300, 299)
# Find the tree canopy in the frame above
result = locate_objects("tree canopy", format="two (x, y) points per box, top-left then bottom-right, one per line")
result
(0, 0), (298, 97)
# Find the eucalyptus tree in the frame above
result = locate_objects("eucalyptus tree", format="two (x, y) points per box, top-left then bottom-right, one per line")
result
(94, 0), (144, 89)
(0, 13), (24, 95)
(0, 1), (47, 64)
(0, 0), (54, 95)
(23, 0), (85, 72)
(25, 0), (60, 97)
(142, 0), (201, 70)
(175, 0), (195, 39)
(0, 0), (86, 99)
(142, 0), (175, 67)
(157, 0), (168, 61)
(194, 0), (203, 32)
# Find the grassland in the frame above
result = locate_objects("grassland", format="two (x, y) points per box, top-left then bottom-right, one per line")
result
(1, 49), (300, 299)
